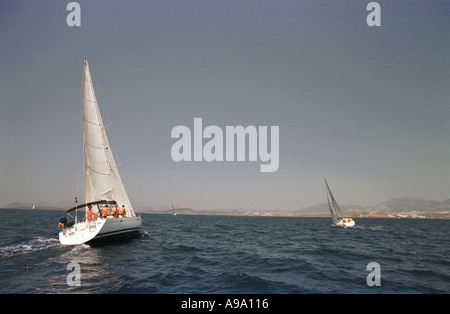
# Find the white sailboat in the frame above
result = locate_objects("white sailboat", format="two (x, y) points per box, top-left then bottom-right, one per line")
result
(59, 58), (142, 245)
(324, 178), (355, 227)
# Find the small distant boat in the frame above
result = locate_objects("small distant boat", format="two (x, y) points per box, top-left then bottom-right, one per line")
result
(172, 204), (176, 216)
(324, 178), (355, 227)
(58, 58), (141, 245)
(32, 204), (36, 210)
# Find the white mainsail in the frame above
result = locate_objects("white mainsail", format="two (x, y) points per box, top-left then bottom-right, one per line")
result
(325, 178), (343, 223)
(81, 58), (135, 217)
(326, 189), (339, 225)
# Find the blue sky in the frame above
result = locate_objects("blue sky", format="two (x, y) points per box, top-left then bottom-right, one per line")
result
(1, 0), (449, 210)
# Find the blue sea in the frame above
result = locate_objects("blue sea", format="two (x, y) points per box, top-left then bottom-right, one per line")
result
(0, 209), (449, 294)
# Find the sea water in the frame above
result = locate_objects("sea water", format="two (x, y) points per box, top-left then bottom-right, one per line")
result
(0, 209), (449, 293)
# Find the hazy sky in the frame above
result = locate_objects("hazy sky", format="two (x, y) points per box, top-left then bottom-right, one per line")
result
(1, 0), (449, 211)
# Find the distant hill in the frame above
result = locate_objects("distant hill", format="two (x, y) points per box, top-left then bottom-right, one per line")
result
(367, 197), (450, 212)
(4, 202), (33, 209)
(3, 201), (74, 210)
(139, 207), (247, 216)
(4, 197), (450, 219)
(296, 203), (365, 214)
(296, 197), (450, 213)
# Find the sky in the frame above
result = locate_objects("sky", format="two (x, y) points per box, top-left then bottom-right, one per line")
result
(1, 0), (449, 211)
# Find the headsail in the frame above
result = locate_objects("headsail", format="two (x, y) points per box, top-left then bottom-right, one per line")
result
(81, 58), (136, 217)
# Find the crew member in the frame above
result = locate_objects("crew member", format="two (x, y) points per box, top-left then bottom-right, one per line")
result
(100, 204), (110, 218)
(118, 205), (127, 217)
(58, 217), (67, 228)
(86, 205), (97, 222)
(111, 204), (119, 218)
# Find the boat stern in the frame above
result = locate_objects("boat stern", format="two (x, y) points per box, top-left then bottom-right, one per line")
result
(59, 219), (106, 245)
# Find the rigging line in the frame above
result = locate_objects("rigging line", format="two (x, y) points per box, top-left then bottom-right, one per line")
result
(76, 119), (83, 218)
(81, 96), (96, 103)
(84, 165), (110, 176)
(81, 117), (101, 126)
(84, 140), (107, 150)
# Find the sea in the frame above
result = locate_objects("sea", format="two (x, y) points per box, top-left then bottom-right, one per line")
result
(0, 209), (449, 295)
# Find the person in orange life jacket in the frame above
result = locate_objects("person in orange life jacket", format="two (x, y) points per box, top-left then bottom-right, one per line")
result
(86, 205), (97, 222)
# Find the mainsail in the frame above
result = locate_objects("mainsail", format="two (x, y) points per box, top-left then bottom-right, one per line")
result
(324, 178), (343, 224)
(81, 58), (135, 217)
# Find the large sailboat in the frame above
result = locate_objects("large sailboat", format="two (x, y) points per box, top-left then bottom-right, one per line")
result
(324, 178), (355, 227)
(59, 58), (142, 245)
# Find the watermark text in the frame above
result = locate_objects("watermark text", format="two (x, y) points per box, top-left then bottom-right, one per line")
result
(171, 118), (279, 172)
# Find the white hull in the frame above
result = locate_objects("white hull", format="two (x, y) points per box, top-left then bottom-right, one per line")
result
(334, 220), (356, 227)
(59, 216), (141, 245)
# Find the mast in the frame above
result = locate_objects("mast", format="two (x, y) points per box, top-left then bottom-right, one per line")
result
(81, 58), (136, 217)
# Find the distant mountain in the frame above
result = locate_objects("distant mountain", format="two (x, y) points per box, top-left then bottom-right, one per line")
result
(4, 202), (35, 209)
(295, 197), (450, 219)
(3, 201), (74, 210)
(435, 199), (450, 210)
(297, 203), (365, 214)
(145, 207), (198, 215)
(4, 197), (450, 219)
(138, 207), (247, 216)
(368, 197), (450, 213)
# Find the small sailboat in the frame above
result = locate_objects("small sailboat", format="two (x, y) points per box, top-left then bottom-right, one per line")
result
(324, 178), (355, 227)
(172, 204), (176, 216)
(58, 58), (142, 245)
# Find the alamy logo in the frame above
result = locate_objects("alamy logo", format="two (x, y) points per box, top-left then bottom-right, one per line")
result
(66, 2), (81, 27)
(66, 262), (81, 287)
(366, 2), (381, 27)
(366, 262), (381, 286)
(171, 118), (279, 172)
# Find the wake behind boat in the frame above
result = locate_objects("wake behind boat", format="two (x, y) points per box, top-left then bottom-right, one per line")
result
(58, 58), (141, 245)
(324, 178), (355, 227)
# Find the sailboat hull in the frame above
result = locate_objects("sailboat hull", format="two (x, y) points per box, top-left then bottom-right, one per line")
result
(59, 216), (142, 245)
(333, 220), (356, 228)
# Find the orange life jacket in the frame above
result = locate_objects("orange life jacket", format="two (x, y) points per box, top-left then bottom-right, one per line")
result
(86, 210), (97, 222)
